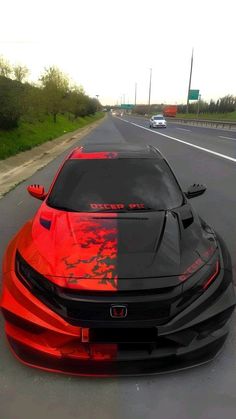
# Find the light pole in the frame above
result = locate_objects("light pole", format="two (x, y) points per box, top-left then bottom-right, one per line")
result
(134, 82), (137, 106)
(186, 49), (194, 113)
(148, 68), (152, 115)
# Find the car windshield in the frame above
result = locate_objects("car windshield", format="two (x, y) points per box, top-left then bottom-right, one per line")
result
(47, 158), (183, 212)
(153, 116), (164, 120)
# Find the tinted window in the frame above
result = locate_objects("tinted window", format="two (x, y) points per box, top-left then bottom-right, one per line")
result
(154, 116), (164, 120)
(47, 158), (183, 212)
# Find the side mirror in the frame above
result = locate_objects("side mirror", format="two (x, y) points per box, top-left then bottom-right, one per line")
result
(27, 184), (47, 200)
(185, 183), (207, 199)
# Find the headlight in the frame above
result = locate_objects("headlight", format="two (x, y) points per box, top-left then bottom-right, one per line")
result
(179, 250), (221, 291)
(201, 260), (220, 290)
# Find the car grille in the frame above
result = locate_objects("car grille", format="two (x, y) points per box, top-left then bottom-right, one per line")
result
(65, 299), (170, 324)
(15, 252), (194, 327)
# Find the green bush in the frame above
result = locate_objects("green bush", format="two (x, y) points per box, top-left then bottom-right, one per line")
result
(0, 76), (25, 129)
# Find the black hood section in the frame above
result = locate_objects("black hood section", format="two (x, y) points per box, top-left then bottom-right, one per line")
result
(116, 204), (216, 290)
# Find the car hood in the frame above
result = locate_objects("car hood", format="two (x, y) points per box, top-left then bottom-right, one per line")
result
(17, 202), (217, 291)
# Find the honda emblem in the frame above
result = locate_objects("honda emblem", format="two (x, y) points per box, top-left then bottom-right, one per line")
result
(110, 305), (127, 318)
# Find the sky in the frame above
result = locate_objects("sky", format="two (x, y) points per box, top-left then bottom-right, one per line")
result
(0, 0), (235, 105)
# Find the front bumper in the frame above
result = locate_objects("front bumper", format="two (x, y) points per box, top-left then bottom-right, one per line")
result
(1, 265), (235, 376)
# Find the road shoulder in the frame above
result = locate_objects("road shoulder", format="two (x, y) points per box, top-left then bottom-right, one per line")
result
(0, 115), (105, 199)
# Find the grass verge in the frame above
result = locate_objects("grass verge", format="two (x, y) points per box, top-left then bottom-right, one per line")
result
(0, 113), (104, 160)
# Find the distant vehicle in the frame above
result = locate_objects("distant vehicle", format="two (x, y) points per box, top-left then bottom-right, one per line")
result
(149, 114), (167, 128)
(163, 105), (177, 117)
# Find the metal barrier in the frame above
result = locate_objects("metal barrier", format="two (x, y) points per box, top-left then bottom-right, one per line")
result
(167, 118), (236, 131)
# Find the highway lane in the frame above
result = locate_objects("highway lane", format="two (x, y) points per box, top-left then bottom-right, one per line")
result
(122, 115), (236, 159)
(113, 116), (236, 277)
(0, 114), (236, 419)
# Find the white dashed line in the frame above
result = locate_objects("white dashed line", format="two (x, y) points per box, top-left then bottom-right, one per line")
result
(219, 136), (236, 141)
(117, 118), (236, 163)
(176, 128), (191, 132)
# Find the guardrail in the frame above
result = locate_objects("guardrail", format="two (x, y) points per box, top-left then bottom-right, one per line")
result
(166, 117), (236, 131)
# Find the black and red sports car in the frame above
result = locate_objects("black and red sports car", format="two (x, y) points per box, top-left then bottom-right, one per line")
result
(1, 144), (235, 375)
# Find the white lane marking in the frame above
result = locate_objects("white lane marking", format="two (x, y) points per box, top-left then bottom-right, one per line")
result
(117, 118), (236, 163)
(176, 128), (191, 132)
(17, 201), (23, 206)
(219, 136), (236, 141)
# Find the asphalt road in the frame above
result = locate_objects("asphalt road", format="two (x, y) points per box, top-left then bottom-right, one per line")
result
(0, 114), (236, 419)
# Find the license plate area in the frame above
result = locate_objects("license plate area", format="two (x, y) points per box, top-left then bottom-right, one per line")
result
(90, 328), (157, 343)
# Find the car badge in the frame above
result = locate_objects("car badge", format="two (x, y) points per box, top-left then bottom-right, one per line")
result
(110, 305), (127, 318)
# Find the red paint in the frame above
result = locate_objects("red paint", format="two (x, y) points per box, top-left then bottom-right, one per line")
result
(179, 247), (217, 282)
(1, 271), (118, 375)
(81, 328), (90, 343)
(16, 203), (119, 291)
(128, 203), (145, 209)
(70, 149), (118, 160)
(90, 203), (145, 210)
(90, 203), (124, 210)
(179, 257), (204, 282)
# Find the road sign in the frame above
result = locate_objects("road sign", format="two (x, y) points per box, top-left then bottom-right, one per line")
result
(188, 90), (199, 100)
(120, 104), (135, 109)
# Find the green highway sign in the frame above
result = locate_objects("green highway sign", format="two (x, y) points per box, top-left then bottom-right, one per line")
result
(188, 90), (200, 100)
(120, 104), (135, 109)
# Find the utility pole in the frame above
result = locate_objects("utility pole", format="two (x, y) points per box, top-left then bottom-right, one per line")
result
(148, 68), (152, 115)
(186, 49), (194, 113)
(134, 82), (137, 106)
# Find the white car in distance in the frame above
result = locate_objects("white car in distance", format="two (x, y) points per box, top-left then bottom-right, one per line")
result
(149, 114), (167, 128)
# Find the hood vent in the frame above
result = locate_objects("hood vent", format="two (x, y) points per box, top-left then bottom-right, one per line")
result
(182, 214), (194, 229)
(40, 218), (51, 230)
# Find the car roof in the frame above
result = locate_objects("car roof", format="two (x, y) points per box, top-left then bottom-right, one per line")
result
(68, 144), (164, 160)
